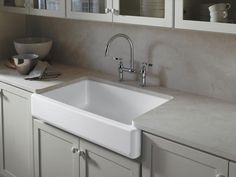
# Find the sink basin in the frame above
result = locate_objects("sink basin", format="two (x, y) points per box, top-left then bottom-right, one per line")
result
(31, 79), (172, 158)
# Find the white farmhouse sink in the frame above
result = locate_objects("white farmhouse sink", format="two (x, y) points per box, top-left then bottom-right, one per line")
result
(31, 79), (172, 158)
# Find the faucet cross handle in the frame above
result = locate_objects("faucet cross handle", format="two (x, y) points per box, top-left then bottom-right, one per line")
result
(113, 57), (124, 81)
(140, 62), (153, 87)
(113, 57), (123, 62)
(142, 62), (153, 68)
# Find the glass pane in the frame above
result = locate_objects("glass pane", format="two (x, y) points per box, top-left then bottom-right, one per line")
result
(33, 0), (60, 10)
(183, 0), (236, 24)
(71, 0), (106, 14)
(120, 0), (165, 18)
(4, 0), (25, 7)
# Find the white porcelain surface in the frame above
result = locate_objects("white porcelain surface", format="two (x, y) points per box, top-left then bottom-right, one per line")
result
(31, 79), (171, 158)
(14, 37), (53, 60)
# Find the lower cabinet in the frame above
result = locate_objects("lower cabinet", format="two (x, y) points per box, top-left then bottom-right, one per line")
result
(34, 119), (140, 177)
(142, 133), (228, 177)
(34, 120), (79, 177)
(229, 162), (236, 177)
(0, 83), (33, 177)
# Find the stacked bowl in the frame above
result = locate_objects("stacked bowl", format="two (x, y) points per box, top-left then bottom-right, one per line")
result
(13, 37), (53, 75)
(140, 0), (164, 18)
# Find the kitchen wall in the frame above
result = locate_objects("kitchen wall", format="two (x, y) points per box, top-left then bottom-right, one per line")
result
(26, 16), (236, 103)
(0, 12), (25, 59)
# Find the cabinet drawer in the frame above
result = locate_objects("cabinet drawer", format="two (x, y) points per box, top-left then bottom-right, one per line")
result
(142, 133), (228, 177)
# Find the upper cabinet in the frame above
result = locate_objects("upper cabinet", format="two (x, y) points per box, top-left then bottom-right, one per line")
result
(175, 0), (236, 34)
(66, 0), (174, 27)
(113, 0), (173, 27)
(0, 0), (65, 17)
(2, 0), (236, 33)
(66, 0), (112, 22)
(29, 0), (66, 17)
(0, 0), (29, 14)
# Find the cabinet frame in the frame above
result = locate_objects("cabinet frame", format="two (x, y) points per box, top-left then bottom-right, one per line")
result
(175, 0), (236, 34)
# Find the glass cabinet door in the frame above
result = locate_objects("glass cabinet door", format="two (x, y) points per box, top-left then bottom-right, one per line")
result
(67, 0), (112, 22)
(0, 0), (29, 14)
(29, 0), (65, 17)
(175, 0), (236, 34)
(112, 0), (173, 27)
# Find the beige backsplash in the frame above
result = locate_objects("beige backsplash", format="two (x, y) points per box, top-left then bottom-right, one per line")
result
(26, 16), (236, 103)
(0, 12), (26, 59)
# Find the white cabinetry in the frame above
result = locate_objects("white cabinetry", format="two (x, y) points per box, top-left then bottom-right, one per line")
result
(66, 0), (112, 22)
(229, 162), (236, 177)
(142, 133), (228, 177)
(34, 119), (79, 177)
(0, 0), (65, 17)
(175, 0), (236, 34)
(34, 119), (140, 177)
(66, 0), (173, 27)
(0, 83), (33, 177)
(112, 0), (173, 27)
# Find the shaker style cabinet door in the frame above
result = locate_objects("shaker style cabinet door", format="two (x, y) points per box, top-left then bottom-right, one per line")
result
(79, 139), (140, 177)
(66, 0), (112, 22)
(112, 0), (173, 27)
(229, 162), (236, 177)
(142, 133), (228, 177)
(29, 0), (65, 17)
(34, 120), (80, 177)
(0, 84), (33, 177)
(175, 0), (236, 34)
(0, 0), (29, 14)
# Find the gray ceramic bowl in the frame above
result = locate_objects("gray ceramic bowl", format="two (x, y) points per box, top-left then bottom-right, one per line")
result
(13, 54), (39, 75)
(14, 37), (52, 60)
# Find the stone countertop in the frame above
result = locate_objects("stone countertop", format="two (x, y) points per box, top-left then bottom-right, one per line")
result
(0, 62), (102, 93)
(0, 62), (236, 162)
(133, 86), (236, 162)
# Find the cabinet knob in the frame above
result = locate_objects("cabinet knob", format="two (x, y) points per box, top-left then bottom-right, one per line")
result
(78, 150), (86, 157)
(111, 9), (119, 15)
(105, 8), (111, 14)
(71, 147), (79, 154)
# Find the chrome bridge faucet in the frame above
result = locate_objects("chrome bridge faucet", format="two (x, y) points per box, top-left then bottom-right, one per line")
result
(105, 33), (136, 81)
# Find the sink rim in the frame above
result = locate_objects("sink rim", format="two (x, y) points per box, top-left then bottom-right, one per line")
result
(40, 77), (174, 124)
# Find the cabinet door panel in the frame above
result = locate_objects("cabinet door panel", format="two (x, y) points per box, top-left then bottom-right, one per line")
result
(29, 0), (65, 17)
(113, 0), (173, 27)
(66, 0), (112, 22)
(0, 89), (32, 177)
(0, 0), (29, 14)
(230, 162), (236, 177)
(34, 120), (79, 177)
(80, 139), (140, 177)
(175, 0), (236, 34)
(142, 133), (228, 177)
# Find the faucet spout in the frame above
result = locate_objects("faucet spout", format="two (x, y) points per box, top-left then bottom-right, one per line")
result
(105, 33), (135, 71)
